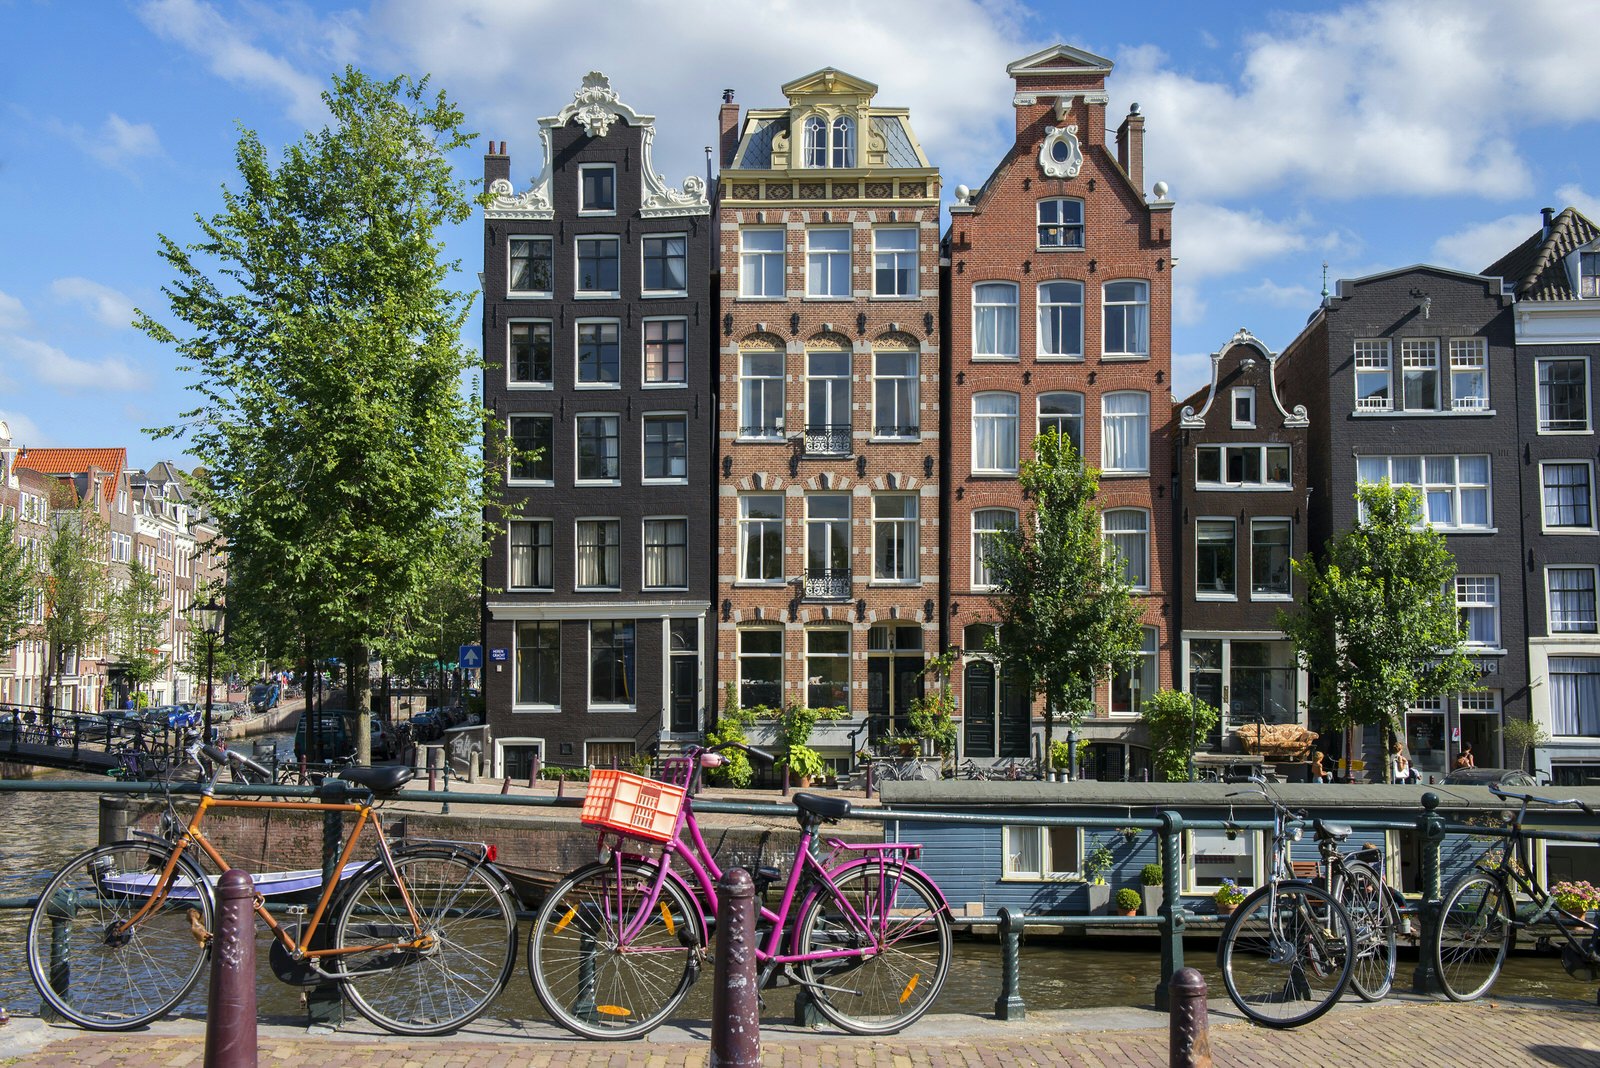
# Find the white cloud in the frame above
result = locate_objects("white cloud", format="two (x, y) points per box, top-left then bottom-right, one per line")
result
(0, 335), (144, 392)
(49, 278), (137, 330)
(1555, 184), (1600, 221)
(45, 113), (163, 173)
(0, 410), (47, 447)
(1431, 214), (1537, 274)
(1176, 204), (1309, 281)
(1239, 278), (1317, 307)
(0, 290), (26, 331)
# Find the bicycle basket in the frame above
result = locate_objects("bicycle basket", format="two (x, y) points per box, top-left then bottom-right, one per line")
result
(581, 770), (686, 843)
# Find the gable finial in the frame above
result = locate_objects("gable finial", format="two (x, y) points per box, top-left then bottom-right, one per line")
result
(1320, 260), (1330, 304)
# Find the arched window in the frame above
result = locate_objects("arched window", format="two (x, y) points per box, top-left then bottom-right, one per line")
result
(831, 116), (855, 167)
(972, 509), (1019, 589)
(972, 392), (1019, 475)
(973, 282), (1019, 360)
(804, 116), (828, 168)
(1037, 392), (1084, 457)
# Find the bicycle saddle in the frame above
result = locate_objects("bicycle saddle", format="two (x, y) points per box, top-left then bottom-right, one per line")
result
(793, 792), (852, 823)
(1313, 820), (1352, 841)
(339, 765), (416, 794)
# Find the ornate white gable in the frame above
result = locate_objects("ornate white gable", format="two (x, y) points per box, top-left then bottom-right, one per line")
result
(1180, 328), (1309, 428)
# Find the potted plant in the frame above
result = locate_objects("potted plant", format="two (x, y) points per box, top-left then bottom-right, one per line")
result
(784, 744), (827, 788)
(907, 651), (959, 773)
(1083, 841), (1115, 912)
(1214, 879), (1247, 916)
(1114, 887), (1142, 917)
(891, 735), (921, 758)
(1118, 826), (1142, 846)
(764, 701), (848, 788)
(1140, 863), (1164, 917)
(1552, 880), (1600, 920)
(1048, 739), (1074, 782)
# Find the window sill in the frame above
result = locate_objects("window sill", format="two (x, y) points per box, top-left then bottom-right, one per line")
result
(736, 295), (789, 302)
(576, 210), (617, 218)
(507, 382), (555, 390)
(1542, 528), (1600, 536)
(871, 294), (922, 301)
(574, 479), (622, 487)
(1194, 483), (1295, 492)
(510, 705), (560, 714)
(1035, 245), (1086, 254)
(507, 480), (556, 488)
(868, 580), (921, 588)
(642, 381), (688, 390)
(1100, 354), (1150, 362)
(1195, 593), (1238, 602)
(506, 292), (554, 301)
(575, 586), (622, 594)
(1432, 527), (1498, 535)
(1536, 428), (1595, 435)
(641, 290), (690, 300)
(1250, 593), (1294, 602)
(573, 293), (622, 301)
(589, 704), (638, 713)
(804, 295), (855, 302)
(1000, 873), (1081, 884)
(972, 470), (1020, 478)
(642, 478), (690, 487)
(1465, 647), (1508, 657)
(506, 587), (555, 594)
(1035, 354), (1085, 363)
(1353, 408), (1499, 418)
(870, 435), (921, 444)
(971, 355), (1020, 363)
(643, 586), (690, 593)
(737, 436), (788, 444)
(1101, 470), (1151, 478)
(575, 382), (622, 390)
(733, 580), (788, 588)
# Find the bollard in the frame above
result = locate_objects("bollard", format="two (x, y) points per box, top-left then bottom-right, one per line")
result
(468, 751), (479, 784)
(864, 762), (874, 800)
(530, 754), (540, 788)
(427, 747), (438, 792)
(1411, 791), (1446, 994)
(297, 755), (307, 786)
(711, 868), (760, 1066)
(98, 796), (130, 846)
(556, 775), (566, 800)
(1168, 967), (1212, 1068)
(993, 907), (1025, 1020)
(501, 775), (512, 796)
(306, 783), (344, 1027)
(204, 870), (257, 1068)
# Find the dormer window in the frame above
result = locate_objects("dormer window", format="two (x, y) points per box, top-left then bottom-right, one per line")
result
(1231, 387), (1256, 429)
(1581, 250), (1599, 298)
(802, 115), (855, 168)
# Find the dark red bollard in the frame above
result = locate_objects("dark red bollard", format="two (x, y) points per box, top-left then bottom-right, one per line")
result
(711, 867), (760, 1067)
(501, 775), (512, 795)
(1168, 966), (1212, 1068)
(205, 869), (257, 1068)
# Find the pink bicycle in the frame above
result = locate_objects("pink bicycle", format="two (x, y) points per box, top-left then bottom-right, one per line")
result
(527, 742), (953, 1038)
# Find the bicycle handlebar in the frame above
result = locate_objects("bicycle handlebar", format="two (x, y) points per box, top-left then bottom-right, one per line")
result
(192, 740), (275, 783)
(1489, 784), (1595, 815)
(702, 740), (776, 765)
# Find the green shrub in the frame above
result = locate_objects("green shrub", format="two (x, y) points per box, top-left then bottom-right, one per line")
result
(1115, 887), (1142, 911)
(704, 683), (758, 787)
(906, 651), (959, 763)
(1140, 863), (1163, 887)
(1140, 688), (1220, 782)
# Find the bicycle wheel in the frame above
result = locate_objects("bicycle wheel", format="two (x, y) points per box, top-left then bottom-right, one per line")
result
(1337, 862), (1398, 1001)
(795, 862), (952, 1035)
(528, 859), (702, 1040)
(332, 849), (517, 1035)
(1432, 873), (1513, 1002)
(26, 840), (214, 1030)
(1218, 881), (1355, 1028)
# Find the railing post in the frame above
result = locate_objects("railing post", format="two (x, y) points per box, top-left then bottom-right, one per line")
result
(98, 796), (130, 846)
(1168, 966), (1213, 1068)
(307, 780), (344, 1027)
(711, 867), (760, 1066)
(993, 907), (1025, 1020)
(501, 775), (512, 795)
(1411, 791), (1446, 994)
(427, 746), (438, 792)
(1154, 809), (1187, 1009)
(41, 887), (75, 1020)
(204, 869), (257, 1068)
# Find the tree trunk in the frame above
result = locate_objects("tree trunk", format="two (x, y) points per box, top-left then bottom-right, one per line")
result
(1040, 679), (1053, 782)
(349, 641), (371, 765)
(303, 636), (317, 764)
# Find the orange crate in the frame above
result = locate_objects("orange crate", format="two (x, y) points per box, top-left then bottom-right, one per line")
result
(581, 770), (686, 843)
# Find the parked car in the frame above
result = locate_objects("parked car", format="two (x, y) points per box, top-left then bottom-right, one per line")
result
(137, 705), (200, 731)
(409, 709), (446, 742)
(1440, 767), (1540, 788)
(248, 682), (281, 714)
(294, 708), (398, 763)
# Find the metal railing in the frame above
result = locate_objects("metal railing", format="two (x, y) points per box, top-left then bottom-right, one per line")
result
(802, 424), (852, 455)
(803, 567), (852, 600)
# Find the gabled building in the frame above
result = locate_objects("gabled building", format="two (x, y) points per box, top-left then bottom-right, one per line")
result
(715, 69), (942, 771)
(942, 45), (1174, 778)
(1484, 207), (1600, 784)
(481, 73), (715, 777)
(0, 424), (52, 709)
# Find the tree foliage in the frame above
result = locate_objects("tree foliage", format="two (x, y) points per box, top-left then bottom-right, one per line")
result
(109, 560), (169, 698)
(1140, 688), (1220, 783)
(0, 513), (34, 658)
(137, 69), (488, 760)
(37, 501), (110, 715)
(985, 430), (1144, 778)
(907, 650), (959, 763)
(1277, 481), (1478, 748)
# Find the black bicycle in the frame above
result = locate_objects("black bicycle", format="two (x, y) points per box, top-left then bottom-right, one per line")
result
(1312, 819), (1401, 1000)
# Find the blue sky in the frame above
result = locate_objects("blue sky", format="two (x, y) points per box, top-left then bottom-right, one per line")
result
(3, 0), (1598, 467)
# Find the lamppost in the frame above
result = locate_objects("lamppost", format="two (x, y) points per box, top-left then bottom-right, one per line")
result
(190, 594), (224, 743)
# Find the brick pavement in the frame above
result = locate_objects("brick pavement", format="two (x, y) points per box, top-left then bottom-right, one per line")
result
(4, 997), (1599, 1067)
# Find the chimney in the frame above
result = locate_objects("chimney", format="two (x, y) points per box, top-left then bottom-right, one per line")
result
(1116, 103), (1144, 194)
(484, 139), (510, 188)
(1541, 206), (1555, 239)
(719, 89), (740, 169)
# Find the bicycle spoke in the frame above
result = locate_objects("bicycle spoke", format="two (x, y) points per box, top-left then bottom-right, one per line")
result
(1219, 883), (1353, 1028)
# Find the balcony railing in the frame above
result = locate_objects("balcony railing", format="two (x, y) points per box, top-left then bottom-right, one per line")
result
(804, 567), (852, 600)
(803, 424), (852, 456)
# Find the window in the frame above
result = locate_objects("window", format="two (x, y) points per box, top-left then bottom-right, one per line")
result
(973, 283), (1019, 360)
(1357, 455), (1491, 530)
(1541, 462), (1595, 530)
(1003, 825), (1081, 879)
(576, 519), (620, 589)
(873, 228), (917, 297)
(868, 624), (924, 737)
(1036, 199), (1084, 249)
(509, 415), (553, 483)
(739, 352), (785, 438)
(509, 321), (553, 385)
(578, 164), (615, 214)
(972, 392), (1019, 474)
(1037, 281), (1084, 359)
(1111, 626), (1159, 715)
(509, 520), (553, 590)
(1037, 392), (1084, 457)
(740, 229), (785, 298)
(1251, 519), (1292, 598)
(1538, 359), (1591, 432)
(805, 351), (851, 454)
(1399, 339), (1440, 411)
(575, 237), (620, 296)
(576, 415), (620, 482)
(831, 116), (854, 168)
(515, 621), (559, 706)
(643, 518), (687, 589)
(804, 494), (851, 599)
(739, 629), (784, 709)
(806, 228), (851, 298)
(1550, 567), (1599, 633)
(577, 320), (620, 385)
(873, 494), (918, 583)
(1195, 520), (1236, 598)
(1101, 392), (1149, 474)
(590, 620), (635, 706)
(642, 415), (687, 481)
(803, 116), (827, 168)
(644, 319), (686, 384)
(873, 351), (918, 438)
(1102, 281), (1149, 358)
(1354, 340), (1391, 411)
(1231, 387), (1255, 429)
(1103, 509), (1149, 590)
(642, 234), (687, 295)
(509, 237), (553, 295)
(1195, 445), (1292, 488)
(1184, 827), (1260, 894)
(971, 508), (1018, 590)
(1455, 576), (1500, 648)
(802, 115), (854, 168)
(1551, 657), (1600, 737)
(1581, 250), (1600, 298)
(806, 629), (850, 709)
(738, 495), (784, 582)
(1449, 339), (1488, 410)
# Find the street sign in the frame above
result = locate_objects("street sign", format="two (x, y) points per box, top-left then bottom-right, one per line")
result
(489, 648), (509, 663)
(458, 644), (483, 670)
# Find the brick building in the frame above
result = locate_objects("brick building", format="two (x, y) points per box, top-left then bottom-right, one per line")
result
(480, 73), (715, 776)
(715, 70), (942, 768)
(941, 45), (1174, 774)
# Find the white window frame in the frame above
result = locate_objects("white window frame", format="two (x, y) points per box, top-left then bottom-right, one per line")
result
(1539, 460), (1597, 534)
(508, 519), (555, 592)
(577, 163), (617, 216)
(871, 350), (919, 440)
(971, 508), (1018, 591)
(738, 628), (785, 709)
(1400, 338), (1441, 412)
(1354, 339), (1392, 411)
(1547, 565), (1600, 634)
(641, 412), (689, 485)
(871, 493), (919, 585)
(1101, 391), (1150, 475)
(575, 317), (621, 388)
(642, 516), (689, 591)
(803, 116), (828, 168)
(805, 627), (852, 711)
(972, 282), (1019, 361)
(508, 235), (554, 298)
(1231, 387), (1256, 429)
(1449, 338), (1489, 411)
(872, 227), (919, 299)
(1101, 280), (1149, 359)
(971, 392), (1020, 475)
(739, 228), (786, 299)
(738, 351), (786, 440)
(1036, 198), (1085, 251)
(507, 414), (554, 486)
(508, 319), (554, 389)
(1195, 445), (1293, 489)
(574, 235), (621, 299)
(1002, 825), (1084, 881)
(1037, 392), (1085, 457)
(1536, 356), (1592, 434)
(640, 232), (689, 298)
(805, 227), (852, 300)
(1037, 280), (1084, 360)
(1103, 508), (1150, 591)
(1182, 827), (1264, 895)
(574, 414), (621, 486)
(575, 518), (622, 591)
(738, 494), (785, 585)
(1249, 518), (1293, 601)
(1455, 575), (1501, 650)
(1194, 518), (1237, 601)
(1357, 454), (1493, 532)
(805, 350), (852, 445)
(1110, 626), (1160, 717)
(831, 116), (855, 168)
(642, 316), (687, 388)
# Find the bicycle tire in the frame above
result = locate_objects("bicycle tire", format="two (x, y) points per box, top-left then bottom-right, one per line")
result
(26, 840), (214, 1030)
(795, 862), (952, 1035)
(528, 859), (702, 1040)
(1432, 873), (1513, 1002)
(1336, 861), (1398, 1001)
(1217, 880), (1355, 1028)
(331, 848), (518, 1035)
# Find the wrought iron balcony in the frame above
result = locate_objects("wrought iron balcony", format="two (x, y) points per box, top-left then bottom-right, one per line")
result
(804, 567), (852, 601)
(803, 424), (852, 456)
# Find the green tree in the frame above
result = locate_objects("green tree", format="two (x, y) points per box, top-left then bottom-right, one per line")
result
(985, 431), (1145, 779)
(1278, 481), (1478, 775)
(0, 513), (35, 660)
(1140, 688), (1220, 782)
(109, 560), (169, 701)
(37, 500), (110, 722)
(138, 69), (488, 762)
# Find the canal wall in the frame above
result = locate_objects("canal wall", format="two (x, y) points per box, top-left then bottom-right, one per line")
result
(217, 702), (301, 742)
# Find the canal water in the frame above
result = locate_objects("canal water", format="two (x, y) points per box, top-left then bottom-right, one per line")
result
(1, 750), (1594, 1024)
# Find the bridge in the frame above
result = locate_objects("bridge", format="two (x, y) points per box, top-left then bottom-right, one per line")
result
(0, 707), (182, 775)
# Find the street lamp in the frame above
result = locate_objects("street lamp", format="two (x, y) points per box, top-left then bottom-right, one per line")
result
(189, 594), (224, 742)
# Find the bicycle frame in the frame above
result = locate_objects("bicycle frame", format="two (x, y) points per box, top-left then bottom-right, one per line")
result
(1475, 793), (1599, 949)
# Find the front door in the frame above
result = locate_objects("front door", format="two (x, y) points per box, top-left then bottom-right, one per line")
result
(963, 662), (995, 757)
(668, 620), (699, 734)
(999, 670), (1031, 757)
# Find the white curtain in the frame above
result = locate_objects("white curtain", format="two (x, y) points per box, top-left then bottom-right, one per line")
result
(1551, 658), (1600, 736)
(974, 393), (1018, 472)
(974, 284), (1018, 357)
(1102, 393), (1148, 472)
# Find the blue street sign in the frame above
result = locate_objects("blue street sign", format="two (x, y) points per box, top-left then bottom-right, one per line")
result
(489, 647), (509, 663)
(458, 644), (484, 669)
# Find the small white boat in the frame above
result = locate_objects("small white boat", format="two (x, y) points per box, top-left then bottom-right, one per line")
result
(99, 861), (367, 900)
